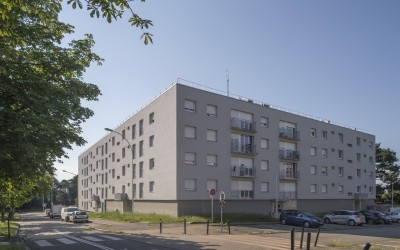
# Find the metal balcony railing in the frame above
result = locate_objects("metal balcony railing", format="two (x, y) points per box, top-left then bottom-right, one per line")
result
(279, 149), (300, 160)
(279, 170), (299, 180)
(231, 165), (256, 177)
(231, 117), (256, 132)
(231, 141), (257, 155)
(279, 127), (300, 141)
(231, 189), (254, 199)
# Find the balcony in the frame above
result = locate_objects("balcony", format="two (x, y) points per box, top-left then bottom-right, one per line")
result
(231, 117), (256, 133)
(231, 141), (257, 155)
(278, 191), (297, 200)
(279, 127), (300, 141)
(231, 189), (254, 199)
(231, 165), (255, 178)
(353, 193), (375, 199)
(279, 149), (300, 161)
(279, 169), (299, 180)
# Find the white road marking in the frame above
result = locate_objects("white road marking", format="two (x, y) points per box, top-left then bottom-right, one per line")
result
(56, 237), (77, 244)
(53, 229), (114, 250)
(81, 236), (104, 242)
(35, 240), (53, 247)
(100, 235), (122, 241)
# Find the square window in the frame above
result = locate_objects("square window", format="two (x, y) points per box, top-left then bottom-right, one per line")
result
(310, 184), (317, 193)
(260, 117), (269, 127)
(261, 182), (269, 192)
(310, 147), (317, 156)
(206, 154), (217, 166)
(184, 152), (196, 165)
(184, 179), (196, 191)
(321, 184), (327, 193)
(206, 104), (217, 117)
(184, 126), (196, 139)
(260, 138), (269, 149)
(310, 128), (316, 137)
(261, 160), (269, 171)
(310, 165), (317, 175)
(184, 99), (196, 112)
(207, 129), (217, 141)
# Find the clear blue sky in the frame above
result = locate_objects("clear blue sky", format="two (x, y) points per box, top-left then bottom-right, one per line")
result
(56, 0), (400, 181)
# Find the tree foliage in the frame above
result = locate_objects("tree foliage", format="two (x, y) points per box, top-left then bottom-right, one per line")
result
(0, 0), (151, 210)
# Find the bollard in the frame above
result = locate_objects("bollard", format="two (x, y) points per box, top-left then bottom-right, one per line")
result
(290, 228), (295, 250)
(300, 225), (305, 249)
(159, 219), (162, 234)
(227, 219), (231, 235)
(314, 227), (321, 246)
(184, 219), (187, 234)
(306, 232), (311, 250)
(363, 243), (371, 250)
(207, 219), (209, 235)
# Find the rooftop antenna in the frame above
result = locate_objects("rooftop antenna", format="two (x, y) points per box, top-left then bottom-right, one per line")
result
(226, 66), (230, 97)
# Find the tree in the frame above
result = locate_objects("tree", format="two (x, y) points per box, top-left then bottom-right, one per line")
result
(375, 143), (400, 204)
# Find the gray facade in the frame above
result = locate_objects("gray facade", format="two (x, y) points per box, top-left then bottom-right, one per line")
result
(78, 82), (376, 216)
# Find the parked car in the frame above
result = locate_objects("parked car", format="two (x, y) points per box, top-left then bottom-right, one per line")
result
(49, 204), (63, 219)
(385, 212), (400, 223)
(280, 209), (324, 228)
(377, 212), (393, 224)
(360, 210), (382, 224)
(323, 210), (365, 226)
(61, 207), (79, 222)
(70, 211), (89, 223)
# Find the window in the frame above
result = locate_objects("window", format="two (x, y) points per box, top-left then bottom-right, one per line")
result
(338, 167), (344, 177)
(356, 153), (361, 162)
(338, 185), (344, 193)
(132, 144), (136, 159)
(149, 181), (155, 192)
(184, 152), (196, 165)
(322, 184), (328, 193)
(132, 164), (136, 179)
(149, 112), (154, 124)
(112, 153), (115, 162)
(231, 180), (254, 198)
(321, 166), (328, 176)
(260, 117), (269, 127)
(369, 156), (373, 163)
(338, 150), (344, 159)
(184, 179), (196, 191)
(122, 129), (126, 139)
(122, 165), (126, 176)
(356, 137), (361, 146)
(310, 165), (317, 175)
(261, 182), (269, 192)
(139, 161), (144, 178)
(139, 119), (144, 136)
(132, 124), (136, 139)
(105, 143), (108, 154)
(322, 148), (327, 158)
(310, 147), (317, 156)
(206, 129), (217, 142)
(112, 169), (115, 178)
(311, 128), (316, 137)
(184, 126), (196, 139)
(357, 186), (361, 193)
(184, 99), (196, 112)
(132, 184), (136, 198)
(206, 154), (217, 166)
(105, 173), (108, 184)
(338, 133), (344, 143)
(149, 158), (155, 169)
(322, 130), (327, 140)
(261, 160), (269, 171)
(139, 183), (144, 198)
(122, 185), (126, 194)
(206, 104), (217, 117)
(260, 138), (269, 149)
(207, 179), (217, 191)
(369, 186), (373, 193)
(149, 135), (154, 147)
(310, 184), (317, 193)
(112, 136), (115, 146)
(139, 140), (144, 157)
(369, 141), (373, 148)
(122, 147), (126, 158)
(357, 169), (361, 178)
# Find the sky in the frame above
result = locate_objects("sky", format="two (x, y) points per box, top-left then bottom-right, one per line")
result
(55, 0), (400, 181)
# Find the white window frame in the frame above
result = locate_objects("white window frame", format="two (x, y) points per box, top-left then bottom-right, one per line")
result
(184, 152), (196, 165)
(206, 129), (217, 142)
(184, 99), (196, 112)
(184, 179), (196, 191)
(184, 126), (196, 139)
(260, 117), (269, 127)
(206, 104), (217, 117)
(206, 154), (217, 166)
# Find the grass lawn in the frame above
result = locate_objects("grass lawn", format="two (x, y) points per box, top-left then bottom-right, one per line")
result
(90, 212), (278, 224)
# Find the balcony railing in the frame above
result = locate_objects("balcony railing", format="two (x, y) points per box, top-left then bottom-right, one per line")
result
(278, 191), (297, 200)
(279, 149), (300, 160)
(231, 165), (255, 177)
(279, 127), (300, 141)
(231, 141), (257, 155)
(231, 117), (256, 132)
(353, 192), (375, 199)
(279, 170), (299, 180)
(231, 189), (254, 199)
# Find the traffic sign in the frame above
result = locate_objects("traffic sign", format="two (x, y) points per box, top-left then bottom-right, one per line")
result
(209, 188), (216, 196)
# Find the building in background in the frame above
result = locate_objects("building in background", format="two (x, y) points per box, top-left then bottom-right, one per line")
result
(78, 80), (376, 216)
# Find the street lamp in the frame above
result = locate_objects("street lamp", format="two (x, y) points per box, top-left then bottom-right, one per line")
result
(105, 128), (134, 213)
(62, 170), (76, 176)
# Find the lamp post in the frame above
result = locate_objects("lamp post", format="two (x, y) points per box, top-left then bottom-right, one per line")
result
(105, 128), (134, 213)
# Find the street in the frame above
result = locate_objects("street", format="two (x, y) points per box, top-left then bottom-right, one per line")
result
(17, 211), (400, 250)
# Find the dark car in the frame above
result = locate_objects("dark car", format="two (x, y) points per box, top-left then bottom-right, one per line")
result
(360, 210), (382, 224)
(280, 209), (324, 228)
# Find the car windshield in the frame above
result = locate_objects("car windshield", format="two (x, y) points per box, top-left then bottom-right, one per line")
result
(75, 211), (86, 215)
(302, 211), (316, 217)
(67, 208), (79, 212)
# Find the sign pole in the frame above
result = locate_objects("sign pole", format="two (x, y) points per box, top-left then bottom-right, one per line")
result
(211, 196), (214, 223)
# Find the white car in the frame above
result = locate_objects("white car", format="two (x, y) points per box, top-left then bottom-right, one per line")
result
(70, 211), (89, 223)
(385, 212), (400, 223)
(61, 207), (79, 222)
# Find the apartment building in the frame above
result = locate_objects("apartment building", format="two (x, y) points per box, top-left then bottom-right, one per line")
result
(78, 81), (376, 216)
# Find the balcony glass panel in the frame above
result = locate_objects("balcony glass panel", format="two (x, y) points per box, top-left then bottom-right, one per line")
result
(231, 117), (256, 132)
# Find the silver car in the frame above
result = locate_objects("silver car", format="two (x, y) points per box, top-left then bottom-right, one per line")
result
(324, 210), (366, 226)
(385, 212), (400, 223)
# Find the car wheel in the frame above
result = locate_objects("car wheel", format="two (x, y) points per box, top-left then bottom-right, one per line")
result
(348, 220), (355, 226)
(324, 218), (330, 224)
(66, 216), (69, 222)
(281, 218), (287, 225)
(303, 221), (310, 228)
